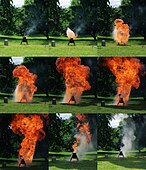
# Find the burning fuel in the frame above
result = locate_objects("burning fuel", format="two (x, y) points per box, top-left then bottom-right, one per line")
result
(103, 57), (144, 105)
(72, 114), (92, 155)
(11, 114), (45, 167)
(114, 19), (130, 45)
(66, 28), (78, 39)
(56, 57), (91, 104)
(13, 65), (37, 102)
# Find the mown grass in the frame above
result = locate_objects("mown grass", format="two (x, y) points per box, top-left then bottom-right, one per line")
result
(49, 151), (97, 170)
(48, 94), (146, 114)
(98, 157), (146, 170)
(0, 93), (145, 113)
(0, 158), (48, 170)
(0, 35), (146, 56)
(98, 150), (146, 170)
(0, 93), (49, 113)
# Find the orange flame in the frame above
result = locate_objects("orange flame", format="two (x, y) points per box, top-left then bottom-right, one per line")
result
(11, 114), (45, 166)
(13, 66), (37, 102)
(103, 57), (144, 105)
(56, 57), (91, 104)
(66, 28), (78, 39)
(72, 114), (92, 153)
(114, 19), (130, 45)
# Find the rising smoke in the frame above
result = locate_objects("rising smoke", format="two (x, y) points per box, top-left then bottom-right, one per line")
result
(75, 134), (94, 159)
(111, 114), (146, 157)
(72, 114), (97, 160)
(121, 118), (136, 157)
(26, 25), (37, 36)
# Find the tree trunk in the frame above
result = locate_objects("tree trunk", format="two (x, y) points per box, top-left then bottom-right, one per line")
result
(45, 88), (49, 97)
(43, 30), (49, 40)
(46, 32), (49, 40)
(93, 34), (97, 41)
(46, 34), (49, 40)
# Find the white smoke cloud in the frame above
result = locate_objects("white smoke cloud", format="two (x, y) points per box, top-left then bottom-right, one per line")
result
(26, 25), (37, 36)
(110, 113), (128, 128)
(75, 132), (94, 159)
(121, 119), (136, 157)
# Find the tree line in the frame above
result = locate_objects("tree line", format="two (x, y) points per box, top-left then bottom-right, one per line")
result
(0, 0), (146, 40)
(0, 57), (146, 99)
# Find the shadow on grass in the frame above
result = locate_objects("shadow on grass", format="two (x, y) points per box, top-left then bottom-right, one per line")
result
(0, 160), (48, 170)
(49, 160), (97, 170)
(49, 153), (97, 158)
(132, 39), (146, 45)
(103, 102), (146, 111)
(48, 94), (98, 106)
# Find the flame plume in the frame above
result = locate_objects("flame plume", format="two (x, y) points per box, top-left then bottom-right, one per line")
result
(66, 28), (78, 39)
(13, 66), (37, 102)
(103, 57), (144, 105)
(56, 57), (91, 104)
(114, 19), (130, 45)
(72, 114), (92, 153)
(11, 114), (45, 166)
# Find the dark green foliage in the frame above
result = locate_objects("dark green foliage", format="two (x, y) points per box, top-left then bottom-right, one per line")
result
(128, 114), (146, 152)
(70, 0), (112, 40)
(98, 58), (116, 96)
(48, 114), (74, 152)
(13, 7), (26, 35)
(0, 114), (21, 158)
(0, 0), (14, 34)
(97, 114), (113, 150)
(23, 0), (61, 39)
(81, 58), (99, 98)
(120, 0), (146, 39)
(0, 58), (15, 93)
(35, 114), (49, 159)
(59, 7), (73, 36)
(111, 127), (122, 150)
(97, 0), (113, 36)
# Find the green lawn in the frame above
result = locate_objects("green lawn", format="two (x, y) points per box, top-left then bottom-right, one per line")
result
(0, 93), (49, 113)
(49, 151), (97, 170)
(95, 96), (146, 114)
(48, 95), (146, 114)
(98, 151), (146, 170)
(98, 157), (146, 170)
(0, 93), (145, 113)
(0, 35), (146, 56)
(0, 158), (48, 170)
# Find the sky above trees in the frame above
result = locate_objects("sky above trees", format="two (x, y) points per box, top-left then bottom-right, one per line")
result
(13, 0), (121, 8)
